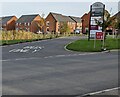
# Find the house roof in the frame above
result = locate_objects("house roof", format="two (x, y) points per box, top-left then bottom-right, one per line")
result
(69, 16), (81, 23)
(50, 12), (75, 23)
(16, 14), (40, 23)
(114, 11), (120, 18)
(0, 16), (15, 25)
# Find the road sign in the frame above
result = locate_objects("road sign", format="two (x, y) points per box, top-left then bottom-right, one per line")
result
(96, 32), (103, 40)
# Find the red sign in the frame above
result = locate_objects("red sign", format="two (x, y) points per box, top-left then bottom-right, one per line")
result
(96, 32), (103, 40)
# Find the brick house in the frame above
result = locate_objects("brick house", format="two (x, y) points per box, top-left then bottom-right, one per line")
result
(69, 16), (82, 31)
(81, 12), (90, 34)
(44, 12), (76, 33)
(0, 16), (17, 31)
(16, 14), (41, 33)
(106, 11), (120, 35)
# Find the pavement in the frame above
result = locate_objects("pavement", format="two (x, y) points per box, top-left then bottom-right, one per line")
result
(1, 36), (119, 96)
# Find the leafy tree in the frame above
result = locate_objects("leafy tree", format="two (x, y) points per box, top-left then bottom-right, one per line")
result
(95, 10), (112, 32)
(33, 13), (45, 32)
(60, 22), (70, 34)
(35, 18), (45, 32)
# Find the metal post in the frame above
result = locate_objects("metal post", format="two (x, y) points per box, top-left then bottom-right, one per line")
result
(88, 5), (92, 41)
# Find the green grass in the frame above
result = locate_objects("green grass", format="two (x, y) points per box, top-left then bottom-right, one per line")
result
(66, 38), (119, 52)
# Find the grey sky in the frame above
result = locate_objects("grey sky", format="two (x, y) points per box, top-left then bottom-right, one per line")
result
(1, 2), (119, 18)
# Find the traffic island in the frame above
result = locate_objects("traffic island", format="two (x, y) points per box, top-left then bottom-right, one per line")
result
(66, 38), (119, 52)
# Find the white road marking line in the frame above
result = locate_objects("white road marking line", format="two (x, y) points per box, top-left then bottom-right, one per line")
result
(81, 87), (120, 97)
(9, 46), (44, 53)
(55, 55), (66, 57)
(1, 52), (102, 62)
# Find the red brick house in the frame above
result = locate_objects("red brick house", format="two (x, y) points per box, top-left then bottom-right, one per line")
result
(106, 11), (120, 35)
(16, 14), (41, 33)
(69, 16), (82, 30)
(81, 12), (90, 34)
(44, 12), (76, 33)
(0, 16), (17, 31)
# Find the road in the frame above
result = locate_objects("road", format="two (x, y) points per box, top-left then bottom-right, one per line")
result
(2, 36), (118, 96)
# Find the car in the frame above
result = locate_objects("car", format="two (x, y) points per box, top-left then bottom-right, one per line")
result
(74, 29), (81, 34)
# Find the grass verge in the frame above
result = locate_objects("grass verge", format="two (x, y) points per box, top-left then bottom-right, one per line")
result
(66, 38), (119, 52)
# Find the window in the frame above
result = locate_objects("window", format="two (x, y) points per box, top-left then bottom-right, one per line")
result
(16, 28), (19, 31)
(24, 23), (26, 26)
(0, 27), (3, 30)
(27, 28), (30, 32)
(4, 24), (6, 26)
(16, 23), (18, 26)
(28, 23), (30, 26)
(46, 21), (50, 26)
(46, 28), (49, 32)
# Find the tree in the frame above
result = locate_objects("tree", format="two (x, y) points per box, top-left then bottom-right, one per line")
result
(34, 13), (45, 33)
(94, 10), (113, 50)
(36, 17), (45, 32)
(60, 22), (70, 34)
(95, 10), (112, 32)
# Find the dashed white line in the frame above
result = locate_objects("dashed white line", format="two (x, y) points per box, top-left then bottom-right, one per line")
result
(1, 52), (102, 62)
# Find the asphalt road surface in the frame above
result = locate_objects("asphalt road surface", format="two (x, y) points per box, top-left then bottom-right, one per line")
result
(2, 36), (118, 96)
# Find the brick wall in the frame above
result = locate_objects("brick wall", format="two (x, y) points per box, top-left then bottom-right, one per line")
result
(81, 13), (90, 34)
(44, 13), (56, 33)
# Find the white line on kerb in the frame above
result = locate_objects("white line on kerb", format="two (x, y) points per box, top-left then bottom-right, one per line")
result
(80, 87), (120, 97)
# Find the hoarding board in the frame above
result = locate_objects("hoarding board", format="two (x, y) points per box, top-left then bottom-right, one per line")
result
(89, 2), (105, 40)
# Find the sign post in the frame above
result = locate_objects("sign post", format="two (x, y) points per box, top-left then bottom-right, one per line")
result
(89, 2), (105, 49)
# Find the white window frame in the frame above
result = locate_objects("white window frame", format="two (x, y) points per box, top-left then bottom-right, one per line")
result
(28, 23), (30, 26)
(24, 22), (26, 26)
(46, 21), (50, 26)
(16, 23), (18, 26)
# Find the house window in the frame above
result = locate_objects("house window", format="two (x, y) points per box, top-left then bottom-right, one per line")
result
(19, 23), (21, 25)
(46, 28), (49, 32)
(27, 28), (30, 32)
(28, 23), (30, 26)
(0, 27), (3, 30)
(20, 28), (22, 30)
(16, 28), (19, 31)
(16, 23), (18, 26)
(4, 24), (6, 26)
(24, 23), (26, 26)
(46, 21), (50, 26)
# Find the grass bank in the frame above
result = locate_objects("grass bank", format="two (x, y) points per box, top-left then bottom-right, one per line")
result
(66, 38), (119, 52)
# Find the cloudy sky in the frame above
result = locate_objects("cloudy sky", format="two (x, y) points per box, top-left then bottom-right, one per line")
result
(0, 0), (119, 18)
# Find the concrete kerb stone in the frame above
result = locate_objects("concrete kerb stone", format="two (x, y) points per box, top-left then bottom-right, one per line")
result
(64, 41), (74, 52)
